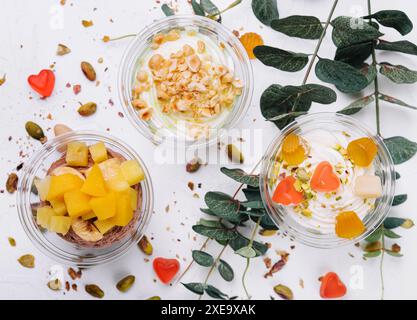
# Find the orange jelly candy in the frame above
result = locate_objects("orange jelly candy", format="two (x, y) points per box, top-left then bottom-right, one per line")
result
(347, 137), (377, 167)
(335, 211), (365, 239)
(272, 176), (304, 205)
(320, 272), (347, 299)
(281, 134), (307, 165)
(310, 161), (340, 193)
(239, 32), (264, 59)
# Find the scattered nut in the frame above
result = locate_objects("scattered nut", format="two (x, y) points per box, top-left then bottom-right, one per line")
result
(47, 279), (62, 291)
(6, 173), (18, 193)
(186, 158), (202, 173)
(116, 275), (135, 293)
(78, 102), (97, 117)
(8, 237), (16, 247)
(273, 284), (293, 300)
(25, 121), (45, 141)
(56, 43), (71, 56)
(197, 40), (205, 54)
(81, 61), (96, 81)
(53, 124), (72, 137)
(226, 144), (244, 164)
(138, 108), (153, 121)
(85, 284), (104, 299)
(138, 235), (153, 256)
(18, 254), (35, 268)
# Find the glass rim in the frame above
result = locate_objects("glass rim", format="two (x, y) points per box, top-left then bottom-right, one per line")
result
(259, 112), (396, 249)
(117, 14), (254, 149)
(16, 130), (154, 267)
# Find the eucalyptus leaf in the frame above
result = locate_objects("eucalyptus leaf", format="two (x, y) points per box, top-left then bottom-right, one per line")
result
(220, 167), (259, 187)
(331, 16), (383, 48)
(161, 4), (175, 16)
(384, 229), (401, 239)
(251, 211), (278, 230)
(205, 285), (228, 300)
(235, 246), (257, 258)
(384, 217), (405, 230)
(191, 0), (205, 16)
(200, 208), (217, 216)
(395, 171), (401, 180)
(363, 10), (413, 36)
(315, 58), (369, 93)
(379, 94), (417, 110)
(268, 111), (307, 123)
(361, 63), (377, 84)
(393, 194), (407, 206)
(251, 0), (279, 26)
(384, 136), (417, 164)
(334, 41), (373, 67)
(271, 15), (323, 39)
(198, 218), (222, 228)
(192, 250), (214, 267)
(242, 186), (262, 202)
(182, 282), (205, 295)
(201, 0), (220, 15)
(254, 45), (309, 72)
(229, 233), (268, 256)
(192, 224), (238, 241)
(218, 259), (234, 282)
(363, 250), (381, 258)
(379, 62), (417, 84)
(365, 227), (383, 242)
(376, 40), (417, 56)
(337, 95), (374, 115)
(241, 200), (265, 209)
(204, 191), (243, 223)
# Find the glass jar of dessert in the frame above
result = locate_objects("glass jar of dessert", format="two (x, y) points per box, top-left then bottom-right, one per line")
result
(17, 131), (153, 267)
(260, 113), (396, 249)
(118, 15), (253, 147)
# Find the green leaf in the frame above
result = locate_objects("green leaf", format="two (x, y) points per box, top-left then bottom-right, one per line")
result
(200, 0), (220, 15)
(315, 58), (369, 93)
(192, 225), (238, 241)
(204, 191), (243, 223)
(192, 250), (214, 267)
(363, 251), (381, 258)
(268, 111), (307, 123)
(270, 15), (323, 39)
(361, 63), (377, 84)
(182, 282), (205, 295)
(384, 229), (401, 239)
(235, 246), (257, 258)
(220, 167), (259, 187)
(229, 233), (268, 256)
(376, 40), (417, 56)
(395, 171), (401, 180)
(393, 194), (407, 206)
(218, 259), (234, 282)
(251, 211), (278, 230)
(379, 93), (417, 110)
(384, 217), (405, 229)
(253, 46), (309, 72)
(337, 95), (374, 115)
(241, 200), (264, 209)
(334, 41), (373, 67)
(384, 136), (417, 164)
(363, 10), (413, 36)
(365, 227), (383, 242)
(331, 16), (383, 48)
(191, 0), (205, 16)
(205, 285), (228, 300)
(161, 4), (175, 16)
(386, 251), (403, 258)
(251, 0), (279, 26)
(242, 186), (262, 202)
(200, 208), (217, 216)
(379, 63), (417, 84)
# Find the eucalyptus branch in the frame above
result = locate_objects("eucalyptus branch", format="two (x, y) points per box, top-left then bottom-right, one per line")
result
(103, 34), (137, 42)
(207, 0), (242, 19)
(176, 238), (210, 284)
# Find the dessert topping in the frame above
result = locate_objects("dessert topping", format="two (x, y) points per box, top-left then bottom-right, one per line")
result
(347, 137), (377, 167)
(310, 161), (341, 193)
(335, 211), (365, 239)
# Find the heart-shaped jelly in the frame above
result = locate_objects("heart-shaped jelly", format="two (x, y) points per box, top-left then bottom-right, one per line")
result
(320, 272), (347, 299)
(153, 257), (180, 284)
(310, 161), (340, 193)
(272, 176), (304, 206)
(28, 69), (55, 98)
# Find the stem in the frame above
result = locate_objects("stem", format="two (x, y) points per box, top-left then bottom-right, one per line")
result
(199, 243), (228, 300)
(208, 0), (242, 18)
(105, 34), (137, 42)
(176, 238), (210, 284)
(232, 158), (262, 199)
(301, 0), (339, 85)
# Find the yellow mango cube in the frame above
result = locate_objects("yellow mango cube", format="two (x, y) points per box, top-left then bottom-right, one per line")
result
(66, 141), (88, 167)
(82, 212), (96, 221)
(89, 192), (117, 220)
(98, 158), (122, 181)
(36, 206), (56, 228)
(49, 198), (67, 216)
(94, 219), (116, 235)
(34, 176), (51, 201)
(81, 164), (107, 197)
(46, 174), (84, 201)
(129, 187), (138, 211)
(64, 190), (91, 217)
(106, 178), (129, 192)
(112, 191), (134, 227)
(48, 216), (72, 235)
(120, 160), (145, 186)
(89, 142), (108, 163)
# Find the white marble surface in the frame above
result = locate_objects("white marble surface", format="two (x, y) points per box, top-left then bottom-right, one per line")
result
(0, 0), (416, 300)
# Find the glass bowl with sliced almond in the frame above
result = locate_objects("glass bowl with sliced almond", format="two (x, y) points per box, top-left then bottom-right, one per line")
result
(260, 113), (396, 248)
(17, 131), (153, 266)
(119, 15), (253, 147)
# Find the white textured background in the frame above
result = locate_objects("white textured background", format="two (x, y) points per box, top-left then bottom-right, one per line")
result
(0, 0), (416, 300)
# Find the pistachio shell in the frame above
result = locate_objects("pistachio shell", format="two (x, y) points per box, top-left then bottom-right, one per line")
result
(138, 235), (153, 256)
(8, 237), (16, 247)
(56, 44), (71, 56)
(85, 284), (104, 298)
(273, 284), (293, 300)
(401, 219), (414, 229)
(6, 173), (18, 193)
(116, 275), (135, 292)
(53, 124), (72, 137)
(147, 296), (161, 300)
(78, 102), (97, 117)
(25, 121), (45, 141)
(81, 61), (96, 81)
(47, 279), (62, 291)
(18, 254), (35, 268)
(226, 144), (244, 164)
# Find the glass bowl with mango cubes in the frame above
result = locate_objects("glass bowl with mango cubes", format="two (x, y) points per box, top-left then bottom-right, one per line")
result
(17, 131), (153, 267)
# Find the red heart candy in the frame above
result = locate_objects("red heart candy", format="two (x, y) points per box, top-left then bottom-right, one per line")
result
(153, 257), (180, 284)
(28, 69), (55, 98)
(310, 161), (341, 193)
(320, 272), (347, 299)
(272, 176), (304, 205)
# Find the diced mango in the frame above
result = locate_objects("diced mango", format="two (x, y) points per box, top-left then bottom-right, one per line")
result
(51, 166), (85, 180)
(46, 174), (84, 201)
(105, 174), (130, 192)
(112, 191), (134, 227)
(89, 192), (117, 220)
(36, 206), (56, 228)
(120, 160), (145, 186)
(34, 176), (51, 201)
(98, 158), (122, 181)
(94, 219), (116, 235)
(48, 216), (72, 235)
(64, 190), (91, 217)
(129, 187), (138, 211)
(89, 142), (108, 163)
(66, 141), (88, 167)
(49, 198), (67, 216)
(82, 212), (96, 221)
(80, 164), (107, 197)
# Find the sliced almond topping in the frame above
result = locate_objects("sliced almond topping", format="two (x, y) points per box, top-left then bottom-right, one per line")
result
(186, 54), (201, 73)
(139, 108), (153, 121)
(197, 40), (206, 54)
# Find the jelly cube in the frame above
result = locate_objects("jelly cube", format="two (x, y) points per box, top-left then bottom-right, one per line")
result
(66, 141), (88, 167)
(335, 211), (365, 239)
(347, 137), (377, 167)
(48, 216), (72, 235)
(46, 174), (84, 201)
(49, 198), (67, 216)
(89, 192), (117, 220)
(120, 160), (145, 186)
(105, 173), (130, 192)
(64, 190), (91, 217)
(81, 164), (107, 197)
(36, 206), (56, 228)
(353, 175), (382, 198)
(89, 142), (108, 163)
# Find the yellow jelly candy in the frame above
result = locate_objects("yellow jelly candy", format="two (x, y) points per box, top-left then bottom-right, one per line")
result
(335, 211), (365, 239)
(239, 32), (264, 59)
(347, 137), (377, 167)
(281, 134), (307, 165)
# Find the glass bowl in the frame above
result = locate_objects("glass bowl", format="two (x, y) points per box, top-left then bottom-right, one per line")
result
(118, 14), (253, 148)
(259, 113), (395, 249)
(17, 131), (153, 267)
